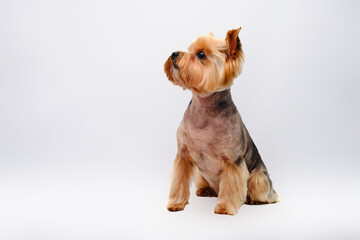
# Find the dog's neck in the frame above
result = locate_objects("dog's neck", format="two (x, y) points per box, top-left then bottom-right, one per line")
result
(185, 89), (237, 129)
(191, 89), (233, 107)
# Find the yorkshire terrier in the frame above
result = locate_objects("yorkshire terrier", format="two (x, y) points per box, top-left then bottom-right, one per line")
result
(164, 28), (279, 215)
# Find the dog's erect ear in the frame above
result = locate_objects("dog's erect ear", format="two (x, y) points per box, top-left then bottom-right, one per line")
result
(225, 27), (241, 58)
(209, 31), (215, 37)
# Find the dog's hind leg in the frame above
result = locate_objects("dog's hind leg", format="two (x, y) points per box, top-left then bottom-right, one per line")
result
(195, 169), (218, 197)
(214, 159), (249, 215)
(246, 169), (280, 205)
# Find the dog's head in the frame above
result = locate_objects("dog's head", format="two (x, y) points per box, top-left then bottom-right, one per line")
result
(164, 28), (244, 96)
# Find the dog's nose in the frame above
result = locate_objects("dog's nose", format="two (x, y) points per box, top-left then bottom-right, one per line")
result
(171, 52), (179, 60)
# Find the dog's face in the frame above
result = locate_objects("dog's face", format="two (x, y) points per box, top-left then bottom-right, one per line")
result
(164, 28), (244, 96)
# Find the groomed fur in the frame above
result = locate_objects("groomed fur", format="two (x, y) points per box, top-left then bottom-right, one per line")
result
(247, 170), (280, 205)
(167, 147), (194, 211)
(164, 29), (244, 96)
(215, 159), (249, 215)
(164, 28), (279, 215)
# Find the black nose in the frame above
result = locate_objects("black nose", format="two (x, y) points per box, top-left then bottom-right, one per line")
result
(171, 52), (179, 60)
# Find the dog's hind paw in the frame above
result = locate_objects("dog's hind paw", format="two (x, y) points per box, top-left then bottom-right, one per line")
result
(196, 187), (218, 197)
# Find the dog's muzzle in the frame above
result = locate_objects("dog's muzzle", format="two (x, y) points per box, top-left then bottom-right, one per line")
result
(171, 52), (179, 69)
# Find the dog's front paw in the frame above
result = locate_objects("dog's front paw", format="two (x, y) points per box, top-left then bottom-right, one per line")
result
(214, 203), (236, 215)
(167, 201), (188, 212)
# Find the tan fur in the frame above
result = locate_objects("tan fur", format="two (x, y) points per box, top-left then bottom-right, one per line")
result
(194, 169), (210, 190)
(195, 169), (218, 197)
(164, 27), (244, 96)
(165, 28), (278, 215)
(214, 160), (249, 215)
(247, 170), (280, 204)
(167, 147), (195, 211)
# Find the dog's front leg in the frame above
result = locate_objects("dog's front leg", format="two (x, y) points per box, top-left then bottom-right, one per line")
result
(167, 148), (194, 212)
(214, 159), (249, 215)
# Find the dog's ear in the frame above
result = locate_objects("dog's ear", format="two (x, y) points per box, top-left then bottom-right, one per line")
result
(209, 31), (215, 37)
(225, 27), (241, 58)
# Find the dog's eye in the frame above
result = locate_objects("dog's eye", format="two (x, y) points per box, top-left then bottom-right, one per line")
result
(196, 51), (206, 60)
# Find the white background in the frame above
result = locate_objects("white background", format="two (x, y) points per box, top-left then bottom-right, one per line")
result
(1, 0), (360, 239)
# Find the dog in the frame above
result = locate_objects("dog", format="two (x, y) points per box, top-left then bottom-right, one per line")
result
(164, 28), (279, 215)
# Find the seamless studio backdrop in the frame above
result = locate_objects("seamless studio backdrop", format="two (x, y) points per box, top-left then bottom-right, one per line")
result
(0, 0), (359, 239)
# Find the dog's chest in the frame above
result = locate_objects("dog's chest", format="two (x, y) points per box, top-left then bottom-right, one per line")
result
(179, 120), (224, 188)
(176, 91), (243, 187)
(178, 109), (238, 178)
(181, 117), (224, 152)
